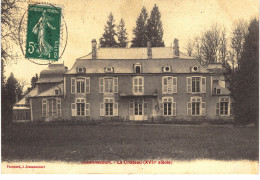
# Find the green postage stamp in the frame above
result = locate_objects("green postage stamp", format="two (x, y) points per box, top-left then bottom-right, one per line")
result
(25, 4), (62, 61)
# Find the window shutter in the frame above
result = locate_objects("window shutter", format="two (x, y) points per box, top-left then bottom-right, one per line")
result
(187, 102), (191, 115)
(85, 78), (90, 93)
(100, 103), (104, 116)
(113, 103), (118, 116)
(162, 77), (167, 94)
(173, 77), (177, 93)
(187, 77), (191, 93)
(143, 102), (148, 116)
(85, 103), (90, 116)
(71, 78), (76, 94)
(201, 102), (206, 116)
(42, 99), (47, 117)
(57, 99), (61, 117)
(99, 78), (104, 93)
(201, 77), (206, 93)
(71, 103), (76, 116)
(160, 102), (164, 116)
(129, 102), (133, 120)
(172, 102), (176, 116)
(216, 102), (220, 115)
(114, 77), (118, 93)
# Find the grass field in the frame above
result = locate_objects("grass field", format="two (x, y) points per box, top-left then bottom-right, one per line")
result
(1, 123), (259, 162)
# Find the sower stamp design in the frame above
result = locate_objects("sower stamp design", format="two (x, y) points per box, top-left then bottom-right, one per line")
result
(26, 4), (61, 61)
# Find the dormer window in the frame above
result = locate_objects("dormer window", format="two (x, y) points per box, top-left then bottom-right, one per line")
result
(77, 67), (86, 73)
(105, 67), (114, 73)
(54, 89), (60, 95)
(190, 66), (199, 72)
(134, 63), (142, 73)
(162, 66), (171, 72)
(216, 89), (221, 95)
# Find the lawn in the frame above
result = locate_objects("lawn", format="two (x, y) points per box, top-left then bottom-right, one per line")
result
(1, 123), (259, 162)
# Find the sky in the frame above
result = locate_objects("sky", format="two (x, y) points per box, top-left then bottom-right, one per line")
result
(4, 0), (259, 91)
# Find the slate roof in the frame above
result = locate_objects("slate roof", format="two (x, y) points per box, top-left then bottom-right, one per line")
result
(37, 64), (67, 83)
(78, 47), (194, 60)
(213, 81), (230, 95)
(15, 87), (38, 106)
(67, 47), (210, 74)
(32, 83), (63, 97)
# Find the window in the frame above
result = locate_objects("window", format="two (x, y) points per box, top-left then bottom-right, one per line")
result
(187, 76), (206, 93)
(105, 99), (113, 116)
(71, 77), (90, 94)
(192, 77), (200, 92)
(134, 63), (142, 73)
(216, 97), (230, 116)
(100, 98), (118, 116)
(160, 97), (176, 116)
(42, 98), (62, 117)
(104, 78), (113, 93)
(71, 98), (90, 117)
(187, 97), (206, 116)
(217, 89), (221, 95)
(105, 67), (114, 73)
(76, 78), (85, 93)
(162, 76), (177, 94)
(54, 89), (60, 95)
(191, 66), (199, 72)
(99, 77), (118, 93)
(162, 66), (171, 72)
(133, 76), (144, 95)
(77, 67), (86, 73)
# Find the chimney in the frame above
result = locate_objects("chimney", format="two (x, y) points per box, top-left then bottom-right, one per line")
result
(91, 39), (97, 59)
(173, 39), (179, 57)
(147, 41), (152, 59)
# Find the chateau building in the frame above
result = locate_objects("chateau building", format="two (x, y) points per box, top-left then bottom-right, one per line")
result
(12, 39), (233, 122)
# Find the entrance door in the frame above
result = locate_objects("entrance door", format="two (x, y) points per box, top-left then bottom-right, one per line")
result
(129, 99), (148, 121)
(134, 101), (143, 120)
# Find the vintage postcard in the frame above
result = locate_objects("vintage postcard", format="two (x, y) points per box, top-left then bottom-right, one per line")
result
(1, 0), (259, 174)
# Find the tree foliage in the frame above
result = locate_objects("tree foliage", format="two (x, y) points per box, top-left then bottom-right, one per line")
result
(189, 24), (228, 66)
(26, 73), (38, 93)
(146, 4), (164, 47)
(131, 7), (149, 47)
(230, 20), (248, 70)
(99, 13), (118, 47)
(131, 5), (165, 47)
(229, 18), (259, 125)
(2, 73), (23, 126)
(117, 18), (128, 47)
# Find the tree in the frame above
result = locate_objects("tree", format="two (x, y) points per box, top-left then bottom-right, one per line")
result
(131, 7), (148, 47)
(117, 18), (128, 47)
(2, 73), (23, 126)
(230, 18), (259, 125)
(1, 0), (24, 126)
(218, 29), (228, 66)
(99, 13), (118, 47)
(146, 4), (164, 47)
(185, 38), (195, 57)
(230, 19), (248, 70)
(192, 24), (227, 66)
(26, 73), (38, 93)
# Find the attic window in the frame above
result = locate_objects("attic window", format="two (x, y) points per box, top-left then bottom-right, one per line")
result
(105, 67), (114, 73)
(77, 67), (86, 73)
(216, 89), (221, 95)
(134, 63), (142, 73)
(191, 66), (199, 72)
(54, 89), (60, 95)
(162, 66), (171, 72)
